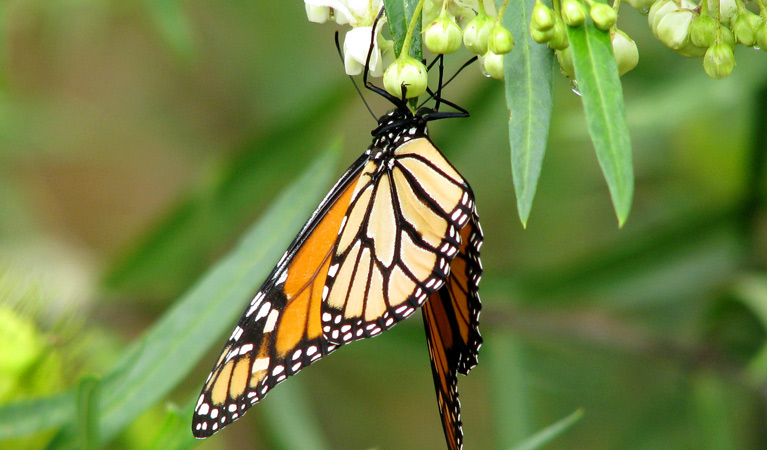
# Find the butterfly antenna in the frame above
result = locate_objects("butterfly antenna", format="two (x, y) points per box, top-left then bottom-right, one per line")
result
(362, 7), (385, 90)
(336, 31), (377, 121)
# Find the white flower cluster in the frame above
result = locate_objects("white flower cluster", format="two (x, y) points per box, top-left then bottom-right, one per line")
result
(304, 0), (395, 76)
(304, 0), (513, 83)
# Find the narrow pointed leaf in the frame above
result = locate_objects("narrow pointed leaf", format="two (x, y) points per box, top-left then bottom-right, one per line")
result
(501, 0), (554, 227)
(509, 409), (584, 450)
(75, 377), (100, 450)
(567, 13), (633, 226)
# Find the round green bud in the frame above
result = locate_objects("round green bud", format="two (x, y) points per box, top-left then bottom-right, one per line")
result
(590, 2), (618, 31)
(530, 23), (555, 43)
(463, 14), (494, 54)
(549, 19), (570, 50)
(556, 47), (575, 78)
(624, 0), (656, 13)
(745, 10), (764, 31)
(383, 56), (428, 99)
(656, 9), (693, 50)
(424, 16), (463, 54)
(690, 14), (717, 48)
(562, 0), (587, 26)
(732, 13), (757, 47)
(489, 25), (515, 54)
(532, 2), (556, 31)
(483, 51), (505, 80)
(757, 24), (767, 52)
(703, 41), (735, 79)
(612, 29), (639, 75)
(717, 25), (736, 48)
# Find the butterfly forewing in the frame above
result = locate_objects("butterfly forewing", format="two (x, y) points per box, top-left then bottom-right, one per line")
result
(321, 137), (475, 344)
(422, 210), (483, 450)
(192, 156), (365, 438)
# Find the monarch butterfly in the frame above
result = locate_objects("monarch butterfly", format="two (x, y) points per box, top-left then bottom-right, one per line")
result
(192, 40), (482, 450)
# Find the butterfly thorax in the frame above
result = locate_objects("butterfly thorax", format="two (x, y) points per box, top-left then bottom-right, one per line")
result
(368, 109), (430, 170)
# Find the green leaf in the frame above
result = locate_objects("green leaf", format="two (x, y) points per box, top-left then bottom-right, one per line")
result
(383, 0), (423, 60)
(7, 144), (341, 449)
(102, 86), (347, 299)
(508, 409), (584, 450)
(75, 377), (100, 450)
(567, 15), (633, 226)
(501, 0), (554, 227)
(0, 392), (75, 440)
(691, 373), (739, 450)
(260, 379), (332, 450)
(147, 399), (197, 450)
(488, 332), (532, 448)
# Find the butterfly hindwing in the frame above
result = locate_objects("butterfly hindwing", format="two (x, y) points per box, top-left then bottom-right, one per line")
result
(422, 210), (483, 450)
(321, 137), (475, 343)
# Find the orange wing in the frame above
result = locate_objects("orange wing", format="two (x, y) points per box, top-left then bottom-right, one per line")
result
(191, 154), (367, 438)
(422, 211), (483, 450)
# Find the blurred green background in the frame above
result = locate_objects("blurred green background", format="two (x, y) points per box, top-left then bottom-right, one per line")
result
(1, 0), (767, 449)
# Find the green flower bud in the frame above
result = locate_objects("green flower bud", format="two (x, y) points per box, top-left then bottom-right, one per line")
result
(703, 41), (735, 79)
(745, 10), (764, 31)
(532, 2), (556, 31)
(489, 25), (515, 54)
(624, 0), (656, 13)
(549, 19), (570, 50)
(732, 12), (759, 47)
(612, 29), (639, 75)
(757, 24), (767, 51)
(530, 23), (555, 43)
(556, 47), (575, 78)
(383, 56), (428, 99)
(463, 14), (494, 54)
(424, 16), (463, 54)
(690, 14), (717, 48)
(483, 51), (505, 80)
(656, 9), (694, 50)
(561, 0), (587, 27)
(717, 25), (736, 47)
(590, 2), (618, 31)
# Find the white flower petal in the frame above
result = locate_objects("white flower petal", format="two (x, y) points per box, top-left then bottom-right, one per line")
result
(305, 5), (330, 23)
(304, 0), (354, 24)
(343, 27), (383, 76)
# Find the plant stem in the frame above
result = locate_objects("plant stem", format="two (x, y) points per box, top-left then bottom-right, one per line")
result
(401, 0), (426, 57)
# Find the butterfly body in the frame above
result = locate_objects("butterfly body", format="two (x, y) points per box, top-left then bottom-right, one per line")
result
(193, 106), (482, 450)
